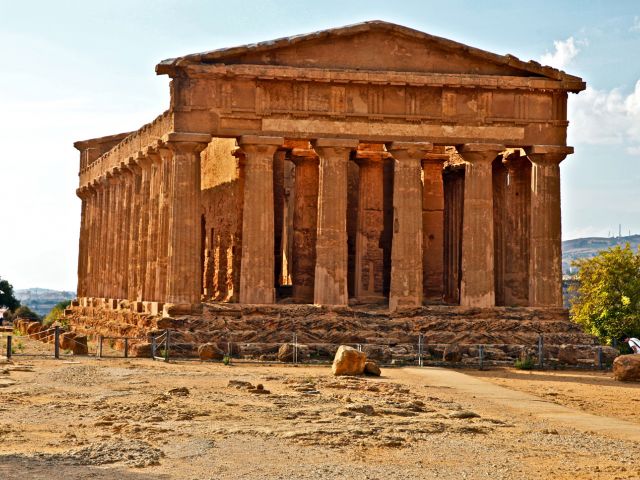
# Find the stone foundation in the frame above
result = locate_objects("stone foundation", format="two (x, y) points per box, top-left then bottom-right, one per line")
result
(63, 302), (605, 363)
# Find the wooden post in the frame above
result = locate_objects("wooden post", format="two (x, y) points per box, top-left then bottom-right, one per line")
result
(6, 335), (11, 359)
(98, 335), (103, 358)
(151, 335), (157, 360)
(54, 326), (60, 359)
(124, 338), (129, 358)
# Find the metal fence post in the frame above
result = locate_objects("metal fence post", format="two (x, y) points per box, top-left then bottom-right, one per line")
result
(479, 344), (484, 370)
(151, 335), (157, 360)
(164, 329), (170, 362)
(98, 335), (103, 358)
(124, 338), (129, 359)
(6, 335), (12, 359)
(54, 326), (60, 359)
(417, 334), (423, 367)
(538, 335), (544, 369)
(292, 333), (298, 364)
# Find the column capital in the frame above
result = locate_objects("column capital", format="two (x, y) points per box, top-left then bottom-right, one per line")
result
(290, 152), (319, 166)
(166, 140), (209, 156)
(107, 168), (121, 185)
(386, 141), (433, 160)
(457, 143), (505, 164)
(76, 186), (90, 200)
(525, 145), (574, 164)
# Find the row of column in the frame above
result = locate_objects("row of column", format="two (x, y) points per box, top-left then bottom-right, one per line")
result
(77, 137), (209, 307)
(237, 138), (570, 309)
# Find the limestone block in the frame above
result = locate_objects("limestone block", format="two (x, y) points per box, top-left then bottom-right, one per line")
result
(557, 344), (578, 365)
(364, 360), (381, 376)
(443, 344), (462, 362)
(332, 345), (367, 376)
(613, 354), (640, 382)
(277, 343), (310, 362)
(71, 335), (89, 355)
(198, 343), (225, 361)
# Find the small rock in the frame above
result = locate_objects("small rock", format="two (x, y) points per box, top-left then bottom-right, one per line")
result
(167, 387), (190, 396)
(449, 410), (480, 419)
(363, 360), (381, 376)
(443, 344), (462, 363)
(198, 343), (225, 361)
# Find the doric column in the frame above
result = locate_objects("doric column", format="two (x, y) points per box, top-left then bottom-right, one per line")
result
(237, 135), (283, 304)
(354, 146), (387, 302)
(290, 150), (319, 303)
(136, 153), (152, 301)
(386, 142), (432, 311)
(76, 186), (90, 298)
(105, 171), (116, 299)
(85, 183), (97, 297)
(457, 143), (504, 307)
(492, 156), (508, 306)
(442, 166), (465, 304)
(93, 178), (107, 298)
(312, 138), (358, 305)
(155, 145), (172, 301)
(165, 134), (210, 305)
(118, 165), (133, 300)
(502, 151), (531, 306)
(525, 145), (572, 307)
(421, 150), (447, 301)
(127, 160), (143, 301)
(144, 151), (162, 301)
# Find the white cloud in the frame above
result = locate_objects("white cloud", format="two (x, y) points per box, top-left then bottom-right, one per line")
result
(631, 16), (640, 32)
(568, 79), (640, 155)
(540, 37), (585, 70)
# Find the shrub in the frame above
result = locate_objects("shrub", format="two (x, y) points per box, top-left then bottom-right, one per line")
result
(514, 356), (534, 370)
(12, 305), (40, 322)
(43, 301), (71, 327)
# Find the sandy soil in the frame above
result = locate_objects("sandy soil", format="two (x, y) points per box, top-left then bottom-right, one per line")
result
(0, 353), (639, 480)
(465, 368), (640, 426)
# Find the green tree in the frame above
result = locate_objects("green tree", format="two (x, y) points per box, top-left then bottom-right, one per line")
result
(0, 277), (20, 311)
(570, 245), (640, 344)
(43, 300), (71, 327)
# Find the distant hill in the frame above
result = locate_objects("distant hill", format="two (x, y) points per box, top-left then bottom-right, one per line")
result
(562, 235), (640, 275)
(15, 288), (76, 317)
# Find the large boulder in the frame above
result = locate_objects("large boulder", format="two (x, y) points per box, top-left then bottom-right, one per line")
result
(198, 343), (225, 361)
(557, 344), (578, 366)
(332, 345), (367, 376)
(364, 360), (381, 376)
(613, 354), (640, 382)
(443, 344), (462, 363)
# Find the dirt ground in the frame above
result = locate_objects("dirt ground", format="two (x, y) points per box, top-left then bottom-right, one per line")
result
(1, 353), (639, 480)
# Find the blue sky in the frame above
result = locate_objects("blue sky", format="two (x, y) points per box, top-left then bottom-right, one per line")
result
(1, 0), (639, 290)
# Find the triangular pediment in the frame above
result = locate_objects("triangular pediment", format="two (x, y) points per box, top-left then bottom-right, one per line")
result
(158, 21), (582, 85)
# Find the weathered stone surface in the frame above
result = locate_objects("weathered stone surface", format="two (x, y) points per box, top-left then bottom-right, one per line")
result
(557, 344), (578, 365)
(364, 360), (381, 376)
(59, 332), (77, 351)
(198, 343), (225, 361)
(72, 335), (89, 355)
(613, 355), (640, 382)
(443, 344), (462, 363)
(332, 345), (367, 376)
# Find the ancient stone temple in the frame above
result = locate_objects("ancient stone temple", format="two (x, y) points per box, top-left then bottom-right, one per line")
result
(68, 21), (595, 359)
